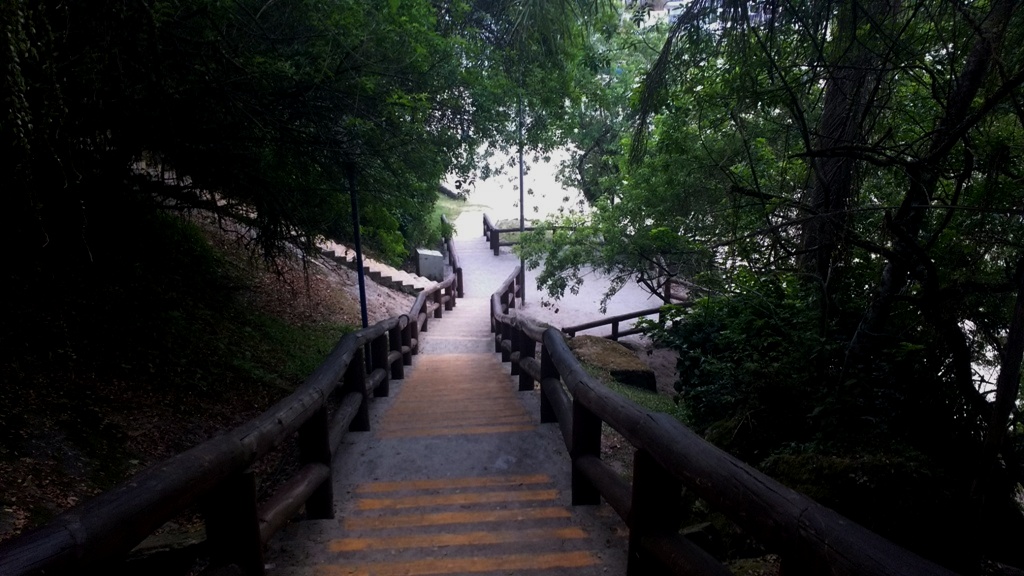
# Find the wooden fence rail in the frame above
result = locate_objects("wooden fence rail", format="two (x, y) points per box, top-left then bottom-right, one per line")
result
(481, 213), (688, 312)
(0, 233), (464, 576)
(482, 213), (540, 255)
(489, 264), (959, 576)
(481, 213), (574, 257)
(441, 214), (463, 298)
(562, 304), (693, 341)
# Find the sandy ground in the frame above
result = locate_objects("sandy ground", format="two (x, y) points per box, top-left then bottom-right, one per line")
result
(448, 209), (680, 397)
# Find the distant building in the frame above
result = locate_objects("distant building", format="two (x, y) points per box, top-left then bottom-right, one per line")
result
(625, 0), (669, 10)
(665, 0), (684, 23)
(626, 0), (684, 24)
(657, 1), (772, 27)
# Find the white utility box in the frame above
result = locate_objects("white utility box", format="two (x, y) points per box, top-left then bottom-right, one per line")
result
(416, 248), (444, 281)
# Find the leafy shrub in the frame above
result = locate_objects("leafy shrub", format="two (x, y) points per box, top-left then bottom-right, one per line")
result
(642, 269), (829, 462)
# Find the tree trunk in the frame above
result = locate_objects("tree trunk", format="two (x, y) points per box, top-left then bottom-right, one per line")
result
(800, 0), (893, 293)
(846, 0), (1018, 366)
(989, 264), (1024, 452)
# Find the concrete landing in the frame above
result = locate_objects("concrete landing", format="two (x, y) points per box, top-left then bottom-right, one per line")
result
(264, 233), (628, 575)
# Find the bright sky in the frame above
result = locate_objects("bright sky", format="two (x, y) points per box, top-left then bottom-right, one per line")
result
(453, 147), (588, 223)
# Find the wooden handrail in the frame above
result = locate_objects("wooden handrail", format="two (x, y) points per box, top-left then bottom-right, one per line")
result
(563, 306), (664, 334)
(489, 265), (959, 576)
(562, 304), (694, 341)
(482, 213), (495, 239)
(441, 214), (463, 298)
(482, 212), (566, 256)
(492, 225), (541, 234)
(0, 226), (463, 576)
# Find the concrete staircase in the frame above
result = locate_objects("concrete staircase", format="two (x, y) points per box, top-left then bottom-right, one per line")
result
(320, 241), (436, 296)
(263, 264), (627, 576)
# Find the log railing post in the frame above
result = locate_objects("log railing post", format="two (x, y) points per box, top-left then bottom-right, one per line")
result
(491, 229), (500, 255)
(343, 347), (370, 432)
(627, 449), (683, 575)
(539, 345), (557, 424)
(456, 268), (464, 298)
(433, 289), (443, 319)
(571, 397), (601, 505)
(402, 320), (413, 365)
(389, 324), (404, 380)
(298, 407), (334, 520)
(204, 471), (263, 575)
(509, 325), (521, 375)
(519, 330), (535, 392)
(412, 311), (423, 346)
(444, 283), (454, 311)
(611, 321), (620, 341)
(489, 298), (496, 334)
(500, 323), (511, 363)
(494, 320), (503, 353)
(371, 333), (390, 397)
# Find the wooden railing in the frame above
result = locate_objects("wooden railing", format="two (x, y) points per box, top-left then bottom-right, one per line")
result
(563, 305), (692, 341)
(441, 214), (463, 298)
(481, 213), (687, 314)
(482, 213), (544, 256)
(0, 235), (463, 576)
(489, 265), (958, 576)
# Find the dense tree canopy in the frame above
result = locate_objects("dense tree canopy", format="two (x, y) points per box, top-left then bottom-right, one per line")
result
(1, 0), (605, 266)
(1, 0), (622, 542)
(7, 0), (1024, 570)
(522, 0), (1024, 570)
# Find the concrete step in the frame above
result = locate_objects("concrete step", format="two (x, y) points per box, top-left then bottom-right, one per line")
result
(319, 242), (436, 295)
(265, 354), (621, 576)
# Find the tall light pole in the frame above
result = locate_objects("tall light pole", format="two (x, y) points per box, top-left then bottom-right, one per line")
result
(347, 162), (369, 329)
(517, 88), (526, 307)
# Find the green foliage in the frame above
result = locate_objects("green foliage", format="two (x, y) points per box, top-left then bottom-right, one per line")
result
(574, 345), (685, 419)
(523, 2), (1024, 566)
(3, 202), (352, 394)
(0, 0), (613, 531)
(759, 451), (948, 554)
(0, 202), (354, 529)
(550, 10), (667, 204)
(603, 380), (686, 422)
(222, 315), (351, 391)
(641, 271), (829, 461)
(640, 268), (1016, 564)
(428, 193), (489, 245)
(1, 0), (607, 270)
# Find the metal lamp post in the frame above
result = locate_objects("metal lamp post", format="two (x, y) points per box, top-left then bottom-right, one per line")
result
(346, 162), (369, 329)
(518, 92), (526, 307)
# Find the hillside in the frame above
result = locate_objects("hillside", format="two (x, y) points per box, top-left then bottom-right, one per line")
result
(0, 207), (414, 543)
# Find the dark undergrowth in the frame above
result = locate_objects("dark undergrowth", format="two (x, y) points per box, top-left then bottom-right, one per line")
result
(0, 194), (354, 543)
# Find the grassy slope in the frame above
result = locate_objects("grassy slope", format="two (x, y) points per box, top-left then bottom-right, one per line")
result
(0, 205), (355, 541)
(431, 193), (490, 229)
